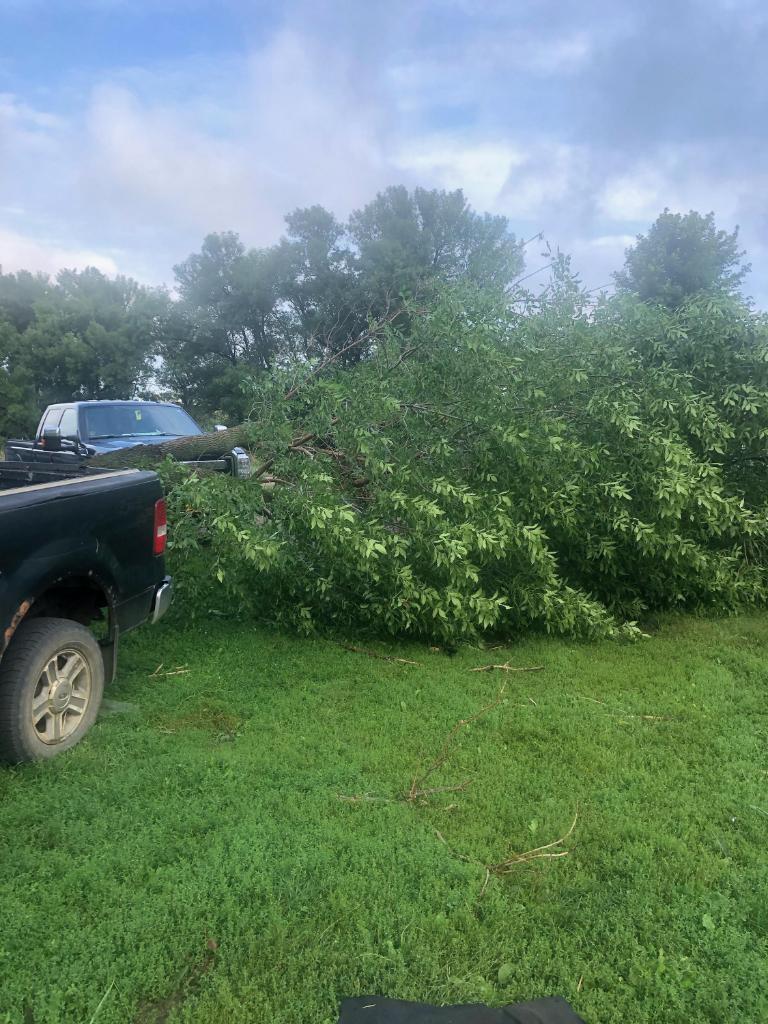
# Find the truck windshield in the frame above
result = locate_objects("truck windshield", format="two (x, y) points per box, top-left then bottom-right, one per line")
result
(84, 405), (203, 440)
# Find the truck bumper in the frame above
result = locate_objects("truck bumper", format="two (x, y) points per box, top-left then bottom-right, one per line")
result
(150, 576), (173, 624)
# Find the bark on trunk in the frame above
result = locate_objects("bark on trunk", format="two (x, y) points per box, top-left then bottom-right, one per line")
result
(89, 425), (252, 469)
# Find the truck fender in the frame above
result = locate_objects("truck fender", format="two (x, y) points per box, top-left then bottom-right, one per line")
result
(0, 562), (118, 664)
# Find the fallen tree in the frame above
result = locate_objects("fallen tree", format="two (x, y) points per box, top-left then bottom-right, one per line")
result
(156, 283), (768, 643)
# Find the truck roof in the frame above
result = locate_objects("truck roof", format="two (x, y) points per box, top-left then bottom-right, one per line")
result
(45, 400), (183, 408)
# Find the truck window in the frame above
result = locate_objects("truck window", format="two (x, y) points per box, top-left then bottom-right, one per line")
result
(38, 409), (63, 436)
(83, 404), (203, 440)
(58, 408), (79, 440)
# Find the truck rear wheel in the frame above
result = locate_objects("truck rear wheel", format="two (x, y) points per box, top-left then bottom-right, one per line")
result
(0, 618), (104, 763)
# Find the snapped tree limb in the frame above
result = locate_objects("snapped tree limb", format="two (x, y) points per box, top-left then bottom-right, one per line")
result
(90, 308), (414, 472)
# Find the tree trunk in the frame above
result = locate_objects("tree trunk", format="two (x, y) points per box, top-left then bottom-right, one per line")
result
(89, 425), (253, 469)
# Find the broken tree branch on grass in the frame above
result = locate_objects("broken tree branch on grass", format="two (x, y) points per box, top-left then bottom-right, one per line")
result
(567, 693), (669, 722)
(405, 683), (509, 802)
(434, 809), (579, 884)
(339, 644), (422, 666)
(337, 680), (515, 806)
(470, 662), (544, 673)
(488, 810), (579, 873)
(149, 663), (190, 677)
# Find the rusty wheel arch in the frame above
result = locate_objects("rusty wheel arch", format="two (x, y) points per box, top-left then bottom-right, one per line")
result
(2, 574), (115, 660)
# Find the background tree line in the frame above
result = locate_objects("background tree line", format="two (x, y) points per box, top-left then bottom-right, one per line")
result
(0, 186), (522, 437)
(0, 187), (748, 440)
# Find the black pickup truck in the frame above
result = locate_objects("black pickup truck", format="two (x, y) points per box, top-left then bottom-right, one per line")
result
(0, 459), (172, 762)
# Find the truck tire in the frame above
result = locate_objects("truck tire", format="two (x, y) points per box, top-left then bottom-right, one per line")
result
(0, 618), (105, 763)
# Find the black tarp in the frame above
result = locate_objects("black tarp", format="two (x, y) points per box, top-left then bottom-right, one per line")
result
(338, 996), (587, 1023)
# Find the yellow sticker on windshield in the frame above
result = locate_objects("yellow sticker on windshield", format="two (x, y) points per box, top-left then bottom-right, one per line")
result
(135, 410), (142, 421)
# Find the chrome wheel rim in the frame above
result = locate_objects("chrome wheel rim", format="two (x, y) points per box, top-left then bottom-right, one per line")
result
(31, 649), (92, 745)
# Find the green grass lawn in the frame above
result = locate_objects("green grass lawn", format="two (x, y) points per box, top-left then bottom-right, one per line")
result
(1, 615), (766, 1024)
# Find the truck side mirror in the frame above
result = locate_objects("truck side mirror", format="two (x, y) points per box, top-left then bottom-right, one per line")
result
(41, 427), (62, 451)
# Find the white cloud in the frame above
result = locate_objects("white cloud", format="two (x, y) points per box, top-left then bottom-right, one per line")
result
(0, 92), (63, 132)
(0, 227), (119, 276)
(395, 139), (522, 211)
(83, 84), (256, 234)
(394, 136), (588, 222)
(599, 173), (666, 223)
(0, 29), (400, 280)
(497, 144), (588, 220)
(242, 30), (392, 218)
(597, 148), (763, 226)
(496, 31), (593, 75)
(590, 234), (636, 250)
(64, 30), (396, 256)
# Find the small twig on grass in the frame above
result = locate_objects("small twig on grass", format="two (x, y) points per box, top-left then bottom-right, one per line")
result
(337, 793), (397, 804)
(406, 683), (508, 801)
(149, 664), (190, 678)
(87, 980), (115, 1024)
(567, 693), (667, 721)
(410, 779), (474, 799)
(340, 644), (422, 666)
(338, 684), (511, 807)
(434, 810), (578, 897)
(470, 662), (544, 674)
(478, 868), (491, 900)
(434, 828), (482, 866)
(489, 810), (579, 874)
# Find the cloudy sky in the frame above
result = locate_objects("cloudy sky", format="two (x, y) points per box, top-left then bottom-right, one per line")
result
(1, 0), (766, 301)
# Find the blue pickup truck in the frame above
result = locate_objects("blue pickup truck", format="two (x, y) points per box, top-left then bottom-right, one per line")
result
(4, 400), (252, 477)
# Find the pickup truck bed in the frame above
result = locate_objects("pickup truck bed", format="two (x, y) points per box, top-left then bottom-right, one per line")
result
(0, 461), (172, 761)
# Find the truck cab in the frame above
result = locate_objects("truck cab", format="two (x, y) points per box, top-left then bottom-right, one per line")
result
(36, 400), (205, 455)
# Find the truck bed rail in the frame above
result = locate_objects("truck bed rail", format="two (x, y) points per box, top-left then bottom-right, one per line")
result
(0, 461), (114, 490)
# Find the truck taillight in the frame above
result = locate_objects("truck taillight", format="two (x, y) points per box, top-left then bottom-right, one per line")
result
(153, 499), (167, 556)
